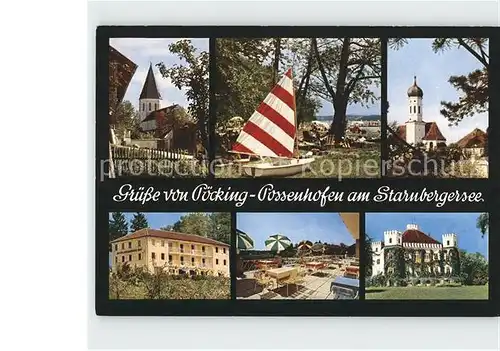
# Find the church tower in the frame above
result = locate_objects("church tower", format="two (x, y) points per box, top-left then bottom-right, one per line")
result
(138, 63), (162, 122)
(405, 76), (426, 145)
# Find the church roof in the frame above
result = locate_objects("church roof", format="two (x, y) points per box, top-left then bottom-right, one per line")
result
(142, 104), (183, 122)
(407, 76), (423, 97)
(402, 229), (441, 245)
(139, 63), (161, 100)
(422, 122), (446, 141)
(395, 122), (446, 142)
(456, 128), (487, 148)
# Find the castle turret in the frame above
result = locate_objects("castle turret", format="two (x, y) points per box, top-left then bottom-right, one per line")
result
(384, 230), (402, 247)
(442, 233), (457, 248)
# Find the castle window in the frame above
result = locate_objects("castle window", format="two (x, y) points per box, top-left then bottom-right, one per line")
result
(138, 253), (142, 260)
(168, 255), (172, 263)
(180, 256), (184, 263)
(114, 244), (118, 251)
(216, 259), (219, 265)
(216, 247), (219, 253)
(128, 255), (132, 261)
(128, 242), (132, 249)
(389, 238), (392, 244)
(191, 257), (195, 265)
(375, 248), (378, 252)
(161, 253), (165, 260)
(223, 259), (227, 266)
(447, 240), (450, 246)
(152, 252), (156, 259)
(149, 102), (151, 110)
(121, 256), (125, 262)
(376, 259), (380, 264)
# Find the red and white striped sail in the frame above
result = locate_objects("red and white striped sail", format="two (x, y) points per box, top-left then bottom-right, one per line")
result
(232, 68), (296, 158)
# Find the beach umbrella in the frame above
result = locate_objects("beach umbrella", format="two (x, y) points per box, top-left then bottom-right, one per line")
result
(265, 234), (292, 252)
(236, 229), (254, 250)
(298, 240), (313, 250)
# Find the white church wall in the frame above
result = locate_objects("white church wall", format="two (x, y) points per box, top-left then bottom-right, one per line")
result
(139, 98), (161, 121)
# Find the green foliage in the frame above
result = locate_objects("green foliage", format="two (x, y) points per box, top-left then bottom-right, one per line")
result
(476, 213), (489, 238)
(160, 213), (231, 245)
(109, 212), (128, 242)
(365, 234), (373, 277)
(157, 39), (209, 152)
(130, 212), (149, 232)
(113, 100), (141, 139)
(384, 247), (405, 280)
(459, 250), (489, 286)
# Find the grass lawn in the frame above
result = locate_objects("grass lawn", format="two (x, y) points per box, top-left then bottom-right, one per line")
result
(215, 146), (380, 178)
(366, 285), (488, 300)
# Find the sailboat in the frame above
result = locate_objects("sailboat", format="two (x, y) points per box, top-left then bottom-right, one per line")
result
(230, 68), (315, 177)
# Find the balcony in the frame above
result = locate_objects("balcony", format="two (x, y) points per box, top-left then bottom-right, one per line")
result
(168, 248), (213, 256)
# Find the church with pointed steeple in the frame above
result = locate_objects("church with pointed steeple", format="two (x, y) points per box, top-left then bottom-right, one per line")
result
(138, 63), (162, 122)
(396, 76), (447, 151)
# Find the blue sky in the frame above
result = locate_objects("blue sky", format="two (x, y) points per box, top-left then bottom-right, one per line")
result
(109, 212), (190, 230)
(109, 38), (209, 111)
(389, 38), (488, 142)
(365, 213), (488, 258)
(236, 213), (355, 250)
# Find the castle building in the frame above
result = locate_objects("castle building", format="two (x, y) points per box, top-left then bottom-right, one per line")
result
(110, 228), (230, 277)
(396, 77), (447, 151)
(371, 223), (460, 279)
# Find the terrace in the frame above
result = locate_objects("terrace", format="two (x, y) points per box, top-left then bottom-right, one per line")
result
(236, 256), (359, 300)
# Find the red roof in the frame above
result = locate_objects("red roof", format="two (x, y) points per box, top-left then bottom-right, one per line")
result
(422, 122), (446, 141)
(456, 128), (487, 148)
(111, 228), (230, 247)
(402, 229), (441, 245)
(394, 122), (446, 141)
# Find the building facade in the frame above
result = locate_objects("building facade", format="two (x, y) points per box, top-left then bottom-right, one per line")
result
(110, 228), (230, 277)
(371, 223), (460, 279)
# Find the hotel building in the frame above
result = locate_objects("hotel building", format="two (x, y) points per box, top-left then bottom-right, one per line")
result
(110, 228), (230, 277)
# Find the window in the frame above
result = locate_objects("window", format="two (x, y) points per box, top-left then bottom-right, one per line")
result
(202, 246), (205, 252)
(161, 253), (165, 260)
(149, 102), (151, 110)
(142, 103), (145, 111)
(447, 240), (450, 246)
(202, 258), (205, 264)
(180, 244), (184, 252)
(180, 256), (184, 263)
(168, 242), (172, 248)
(161, 240), (165, 247)
(138, 253), (142, 260)
(223, 248), (226, 254)
(418, 106), (421, 114)
(138, 240), (141, 247)
(216, 259), (219, 265)
(191, 257), (195, 265)
(121, 256), (125, 262)
(389, 238), (392, 244)
(169, 255), (172, 263)
(216, 247), (219, 253)
(410, 106), (411, 114)
(191, 244), (195, 250)
(155, 103), (158, 110)
(114, 244), (118, 251)
(152, 252), (156, 259)
(128, 255), (132, 261)
(223, 259), (227, 266)
(376, 259), (380, 264)
(398, 239), (401, 244)
(121, 243), (125, 250)
(375, 248), (378, 252)
(115, 257), (118, 263)
(128, 242), (132, 249)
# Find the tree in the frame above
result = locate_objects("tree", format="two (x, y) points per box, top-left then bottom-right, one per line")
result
(390, 38), (488, 126)
(365, 234), (373, 277)
(109, 212), (128, 243)
(312, 38), (381, 141)
(476, 213), (489, 238)
(157, 40), (209, 153)
(167, 213), (212, 237)
(113, 100), (140, 139)
(208, 213), (231, 245)
(130, 212), (149, 232)
(459, 250), (488, 285)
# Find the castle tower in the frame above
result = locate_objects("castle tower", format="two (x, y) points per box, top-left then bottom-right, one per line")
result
(384, 230), (402, 247)
(405, 76), (426, 145)
(442, 233), (458, 248)
(138, 63), (162, 122)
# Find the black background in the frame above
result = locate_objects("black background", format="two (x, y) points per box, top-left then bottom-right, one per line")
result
(96, 26), (498, 316)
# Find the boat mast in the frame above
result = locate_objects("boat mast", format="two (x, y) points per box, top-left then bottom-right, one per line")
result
(291, 68), (300, 159)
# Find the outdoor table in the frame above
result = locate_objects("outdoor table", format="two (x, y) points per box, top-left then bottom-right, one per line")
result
(330, 276), (359, 299)
(266, 266), (297, 280)
(306, 261), (326, 270)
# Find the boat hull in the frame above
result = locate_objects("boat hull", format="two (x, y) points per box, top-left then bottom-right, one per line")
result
(242, 158), (315, 177)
